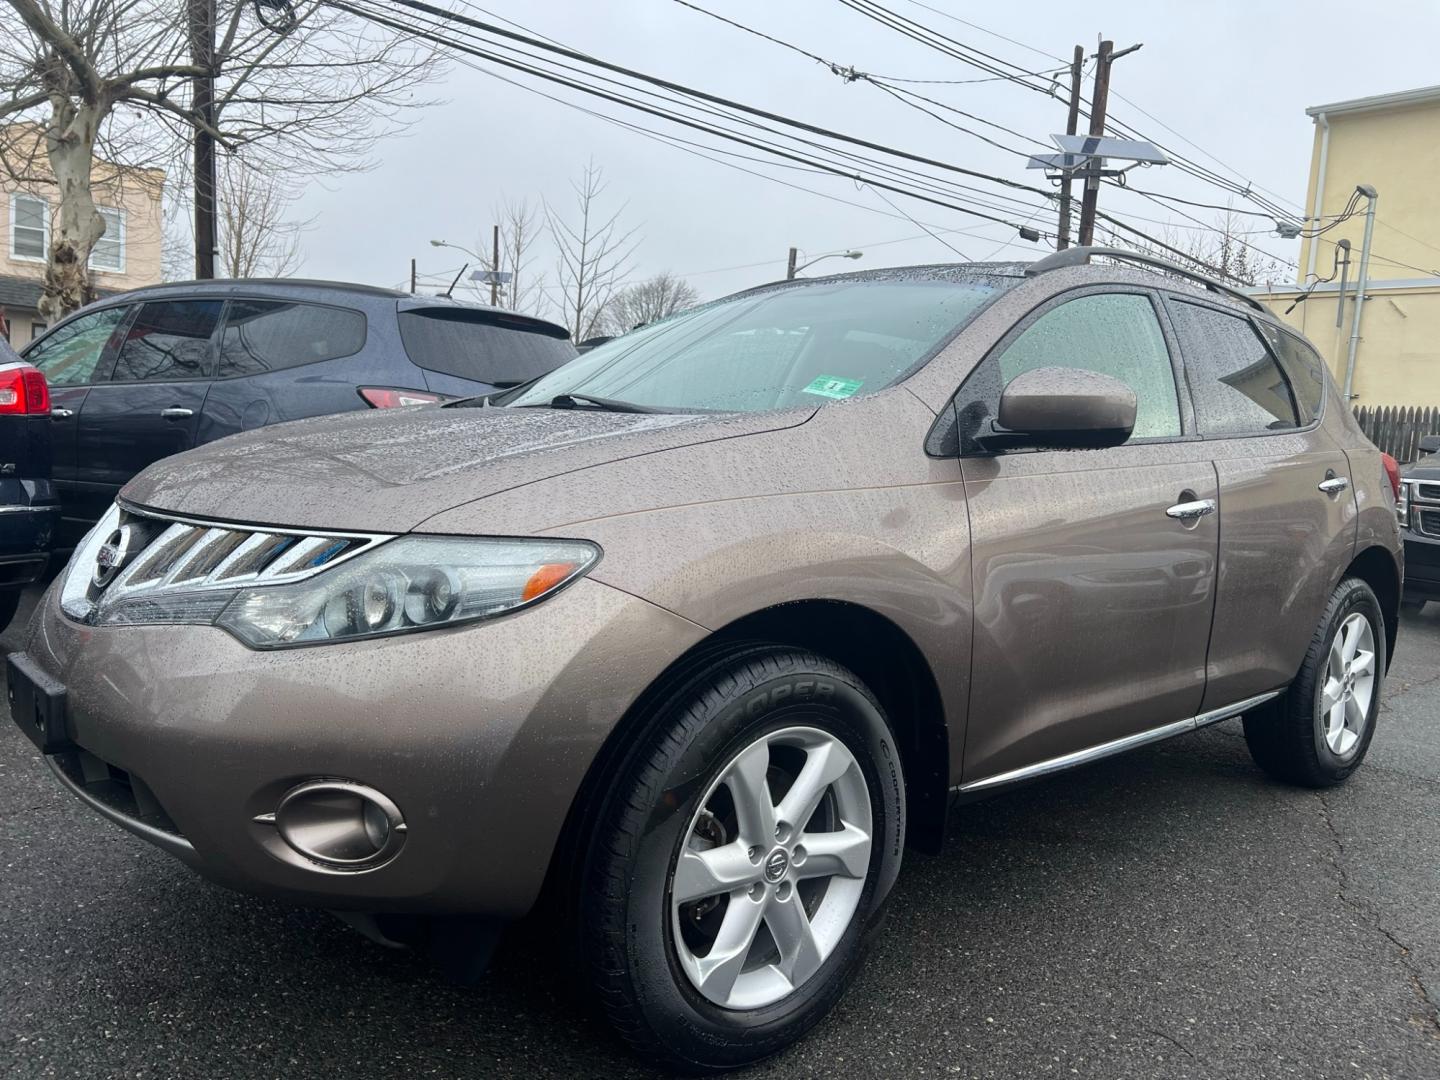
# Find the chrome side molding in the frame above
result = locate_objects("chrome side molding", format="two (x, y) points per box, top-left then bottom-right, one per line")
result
(956, 690), (1283, 794)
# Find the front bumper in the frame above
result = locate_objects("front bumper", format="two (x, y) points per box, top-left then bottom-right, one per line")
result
(1402, 528), (1440, 599)
(10, 575), (705, 917)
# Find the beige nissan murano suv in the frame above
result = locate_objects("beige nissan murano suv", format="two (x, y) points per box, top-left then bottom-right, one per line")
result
(8, 249), (1403, 1071)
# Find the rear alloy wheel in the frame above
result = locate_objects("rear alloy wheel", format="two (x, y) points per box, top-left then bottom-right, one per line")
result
(1244, 577), (1385, 786)
(583, 648), (905, 1072)
(1318, 612), (1376, 758)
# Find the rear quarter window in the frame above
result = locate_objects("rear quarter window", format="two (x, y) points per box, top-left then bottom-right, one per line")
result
(1259, 323), (1327, 423)
(1169, 300), (1300, 435)
(399, 310), (576, 387)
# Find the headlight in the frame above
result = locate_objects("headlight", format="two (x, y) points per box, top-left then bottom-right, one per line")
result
(1398, 480), (1411, 527)
(215, 536), (600, 648)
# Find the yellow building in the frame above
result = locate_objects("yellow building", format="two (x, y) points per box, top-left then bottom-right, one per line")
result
(1251, 84), (1440, 407)
(1, 126), (165, 347)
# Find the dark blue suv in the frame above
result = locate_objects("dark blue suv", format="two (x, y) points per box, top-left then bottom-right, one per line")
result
(21, 280), (575, 550)
(0, 339), (60, 629)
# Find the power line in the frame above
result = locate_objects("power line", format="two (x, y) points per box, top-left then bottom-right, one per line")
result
(345, 0), (1262, 282)
(847, 0), (1307, 223)
(340, 0), (1064, 229)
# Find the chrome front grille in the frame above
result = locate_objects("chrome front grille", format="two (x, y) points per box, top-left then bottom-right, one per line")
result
(61, 503), (393, 624)
(1406, 479), (1440, 539)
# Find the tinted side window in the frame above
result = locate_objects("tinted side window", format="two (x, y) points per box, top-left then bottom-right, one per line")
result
(219, 300), (366, 378)
(23, 305), (128, 386)
(1260, 324), (1326, 423)
(1170, 301), (1298, 435)
(400, 310), (577, 386)
(993, 292), (1181, 439)
(112, 300), (222, 382)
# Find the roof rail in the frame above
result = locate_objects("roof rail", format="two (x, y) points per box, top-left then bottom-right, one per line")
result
(1025, 246), (1265, 313)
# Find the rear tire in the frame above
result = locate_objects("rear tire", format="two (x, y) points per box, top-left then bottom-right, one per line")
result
(581, 647), (906, 1072)
(1243, 577), (1385, 787)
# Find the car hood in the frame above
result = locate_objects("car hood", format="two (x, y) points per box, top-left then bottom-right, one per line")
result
(1402, 458), (1440, 480)
(121, 403), (815, 533)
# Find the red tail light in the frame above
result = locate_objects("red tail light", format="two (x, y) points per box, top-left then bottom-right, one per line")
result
(0, 363), (50, 415)
(358, 386), (444, 409)
(1381, 452), (1401, 500)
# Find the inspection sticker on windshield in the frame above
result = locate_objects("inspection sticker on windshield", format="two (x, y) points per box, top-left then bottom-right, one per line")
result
(801, 376), (864, 400)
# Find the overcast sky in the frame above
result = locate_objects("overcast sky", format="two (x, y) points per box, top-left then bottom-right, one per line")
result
(290, 0), (1440, 315)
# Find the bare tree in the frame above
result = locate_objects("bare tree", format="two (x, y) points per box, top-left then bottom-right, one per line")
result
(215, 157), (307, 277)
(0, 0), (441, 318)
(472, 197), (547, 315)
(546, 160), (639, 341)
(600, 271), (699, 335)
(1099, 209), (1284, 287)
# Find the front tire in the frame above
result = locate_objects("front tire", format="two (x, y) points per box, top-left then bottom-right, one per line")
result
(1243, 577), (1385, 787)
(582, 648), (906, 1072)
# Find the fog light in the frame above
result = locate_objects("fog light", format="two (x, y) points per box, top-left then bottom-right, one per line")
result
(264, 780), (406, 869)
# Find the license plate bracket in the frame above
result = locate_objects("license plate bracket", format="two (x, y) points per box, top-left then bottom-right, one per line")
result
(6, 652), (71, 754)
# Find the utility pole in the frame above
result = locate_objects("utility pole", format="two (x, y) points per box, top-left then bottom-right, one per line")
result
(1056, 45), (1084, 250)
(410, 258), (417, 294)
(786, 246), (798, 280)
(189, 0), (217, 279)
(491, 224), (501, 305)
(1076, 39), (1113, 247)
(1342, 186), (1378, 401)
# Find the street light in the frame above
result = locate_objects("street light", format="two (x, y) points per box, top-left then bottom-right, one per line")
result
(789, 249), (863, 279)
(430, 238), (481, 261)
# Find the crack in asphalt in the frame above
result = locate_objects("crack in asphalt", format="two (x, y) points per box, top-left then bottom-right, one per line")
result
(1382, 668), (1440, 703)
(1317, 791), (1440, 1040)
(1146, 1028), (1204, 1067)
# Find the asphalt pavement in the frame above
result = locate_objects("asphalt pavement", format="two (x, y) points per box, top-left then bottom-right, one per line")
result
(2, 585), (1438, 1079)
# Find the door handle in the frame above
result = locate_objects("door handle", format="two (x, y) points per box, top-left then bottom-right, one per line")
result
(160, 407), (195, 420)
(1166, 498), (1217, 521)
(1318, 476), (1350, 495)
(50, 407), (73, 420)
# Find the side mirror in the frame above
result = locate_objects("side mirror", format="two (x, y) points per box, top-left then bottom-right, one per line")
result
(983, 366), (1137, 451)
(1419, 434), (1440, 457)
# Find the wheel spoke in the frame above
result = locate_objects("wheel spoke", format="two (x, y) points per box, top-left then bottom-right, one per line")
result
(693, 891), (767, 1003)
(765, 895), (823, 988)
(1327, 701), (1346, 744)
(776, 740), (854, 835)
(1340, 618), (1361, 664)
(673, 841), (760, 904)
(725, 740), (777, 847)
(1344, 692), (1366, 733)
(1321, 676), (1344, 713)
(795, 823), (871, 881)
(1349, 648), (1376, 678)
(1328, 640), (1346, 681)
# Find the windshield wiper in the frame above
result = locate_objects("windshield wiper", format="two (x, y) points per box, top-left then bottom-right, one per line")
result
(532, 392), (666, 414)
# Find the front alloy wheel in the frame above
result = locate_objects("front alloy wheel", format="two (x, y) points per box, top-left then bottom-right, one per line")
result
(582, 647), (906, 1072)
(672, 726), (873, 1010)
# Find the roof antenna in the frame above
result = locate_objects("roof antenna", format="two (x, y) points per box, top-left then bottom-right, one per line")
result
(442, 263), (468, 298)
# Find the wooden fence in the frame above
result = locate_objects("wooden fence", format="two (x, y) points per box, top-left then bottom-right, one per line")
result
(1353, 405), (1440, 463)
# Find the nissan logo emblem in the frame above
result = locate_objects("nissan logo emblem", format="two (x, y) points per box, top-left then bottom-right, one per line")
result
(763, 848), (790, 883)
(92, 525), (136, 588)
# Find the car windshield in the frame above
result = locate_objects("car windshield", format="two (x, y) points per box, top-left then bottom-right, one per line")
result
(503, 277), (1010, 413)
